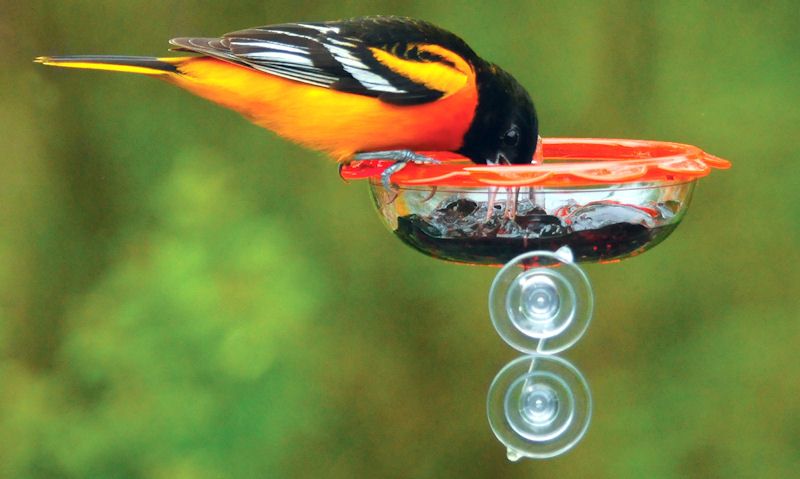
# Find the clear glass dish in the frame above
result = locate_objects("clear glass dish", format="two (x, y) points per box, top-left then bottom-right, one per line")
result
(340, 138), (729, 266)
(369, 180), (695, 265)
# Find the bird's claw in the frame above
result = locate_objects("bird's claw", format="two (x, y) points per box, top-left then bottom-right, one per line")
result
(379, 162), (406, 193)
(353, 150), (441, 192)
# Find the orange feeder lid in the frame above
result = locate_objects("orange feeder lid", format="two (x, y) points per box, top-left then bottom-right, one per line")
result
(340, 138), (731, 188)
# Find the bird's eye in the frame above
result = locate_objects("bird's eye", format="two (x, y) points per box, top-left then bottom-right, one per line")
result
(502, 128), (519, 147)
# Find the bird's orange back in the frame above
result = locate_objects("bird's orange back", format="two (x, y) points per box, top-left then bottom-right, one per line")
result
(171, 56), (478, 161)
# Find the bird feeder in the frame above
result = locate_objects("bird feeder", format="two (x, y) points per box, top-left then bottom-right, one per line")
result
(340, 138), (730, 460)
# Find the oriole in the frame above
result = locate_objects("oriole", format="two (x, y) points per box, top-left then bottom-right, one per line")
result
(36, 16), (539, 186)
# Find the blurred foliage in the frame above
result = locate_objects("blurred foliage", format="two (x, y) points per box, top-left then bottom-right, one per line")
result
(1, 0), (799, 478)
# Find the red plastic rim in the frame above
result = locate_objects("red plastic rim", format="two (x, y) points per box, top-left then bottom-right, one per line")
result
(339, 138), (731, 187)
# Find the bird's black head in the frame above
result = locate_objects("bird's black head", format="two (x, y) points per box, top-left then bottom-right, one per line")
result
(458, 63), (538, 165)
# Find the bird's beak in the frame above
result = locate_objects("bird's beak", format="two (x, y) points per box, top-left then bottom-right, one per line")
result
(486, 153), (510, 166)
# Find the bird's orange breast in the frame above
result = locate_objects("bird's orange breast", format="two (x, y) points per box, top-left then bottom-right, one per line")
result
(169, 57), (479, 160)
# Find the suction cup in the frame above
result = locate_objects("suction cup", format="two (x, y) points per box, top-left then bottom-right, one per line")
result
(487, 354), (591, 460)
(489, 250), (593, 354)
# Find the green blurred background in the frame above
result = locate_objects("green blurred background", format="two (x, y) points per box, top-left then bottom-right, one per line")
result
(1, 1), (798, 477)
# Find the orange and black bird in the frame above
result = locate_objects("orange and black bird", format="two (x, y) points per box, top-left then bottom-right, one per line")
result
(36, 16), (538, 188)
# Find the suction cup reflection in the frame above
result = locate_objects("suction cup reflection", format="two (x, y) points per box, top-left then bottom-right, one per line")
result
(489, 250), (593, 354)
(487, 354), (591, 460)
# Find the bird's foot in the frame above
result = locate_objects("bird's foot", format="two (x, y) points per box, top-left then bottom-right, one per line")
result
(353, 150), (440, 192)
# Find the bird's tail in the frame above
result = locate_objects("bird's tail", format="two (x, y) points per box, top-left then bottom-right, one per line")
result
(34, 55), (188, 75)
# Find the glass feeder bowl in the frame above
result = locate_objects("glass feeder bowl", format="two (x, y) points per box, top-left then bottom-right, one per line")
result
(342, 138), (731, 266)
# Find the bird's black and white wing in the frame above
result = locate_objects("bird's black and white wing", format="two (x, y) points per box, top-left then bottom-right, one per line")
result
(170, 17), (479, 105)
